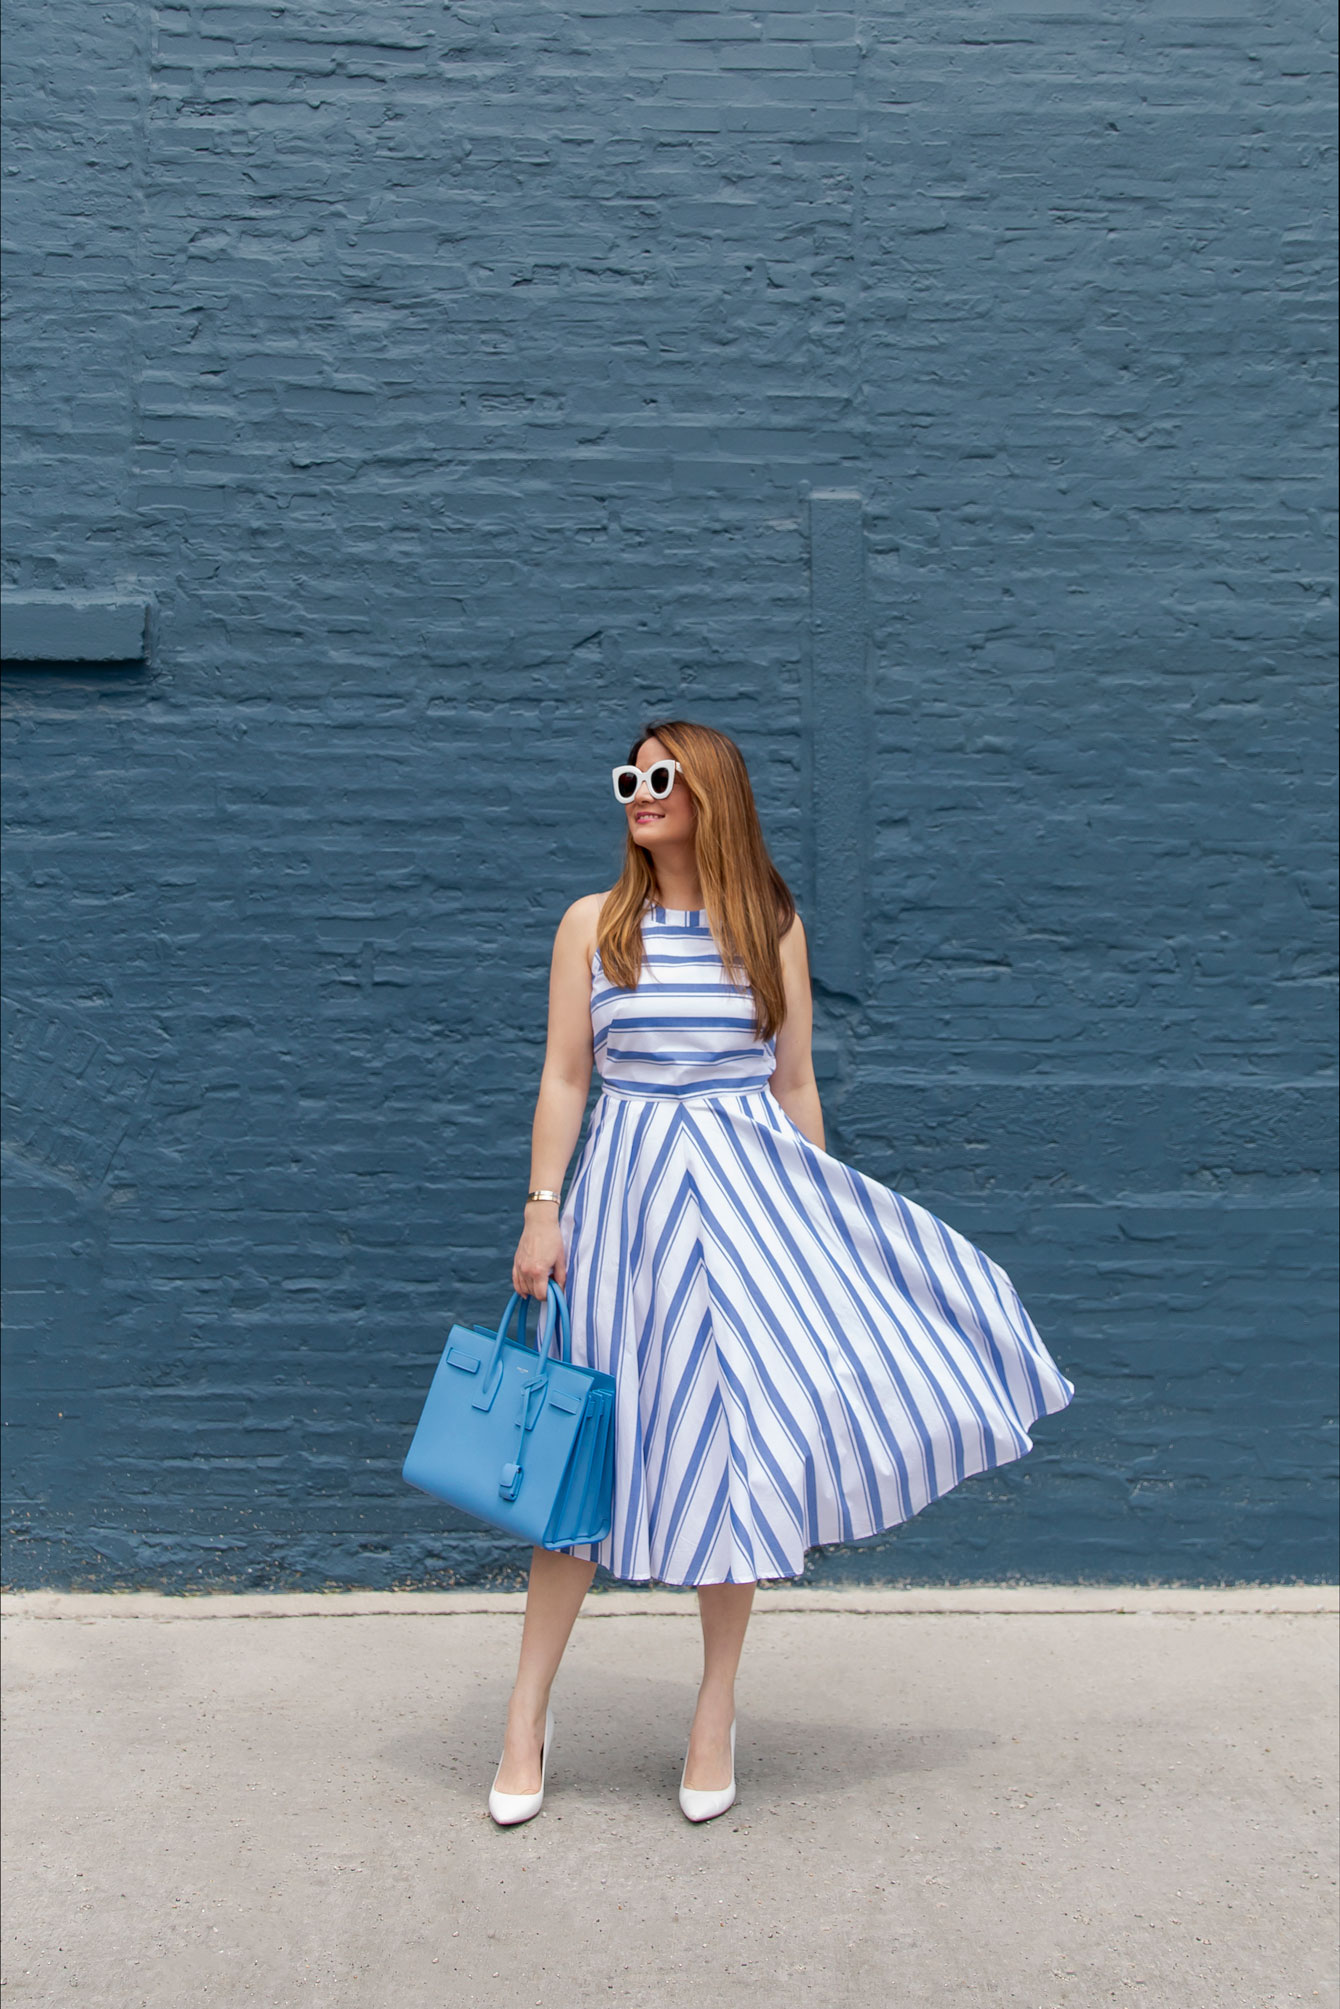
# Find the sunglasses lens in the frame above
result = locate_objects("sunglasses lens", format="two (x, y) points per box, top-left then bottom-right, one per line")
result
(615, 769), (638, 800)
(648, 763), (674, 797)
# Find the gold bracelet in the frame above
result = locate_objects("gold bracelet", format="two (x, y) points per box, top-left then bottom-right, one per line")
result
(526, 1189), (561, 1205)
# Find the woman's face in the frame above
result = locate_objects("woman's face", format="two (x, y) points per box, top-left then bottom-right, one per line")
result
(625, 735), (697, 852)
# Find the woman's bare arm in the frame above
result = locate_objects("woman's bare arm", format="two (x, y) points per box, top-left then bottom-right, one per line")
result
(511, 895), (602, 1298)
(770, 916), (825, 1150)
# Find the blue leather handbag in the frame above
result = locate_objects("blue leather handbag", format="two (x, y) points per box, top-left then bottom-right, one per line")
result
(402, 1283), (615, 1548)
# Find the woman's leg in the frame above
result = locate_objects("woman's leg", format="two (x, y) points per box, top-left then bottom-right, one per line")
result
(684, 1581), (756, 1790)
(493, 1547), (597, 1793)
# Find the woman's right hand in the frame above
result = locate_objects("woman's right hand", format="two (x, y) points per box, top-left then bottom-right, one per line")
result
(512, 1205), (566, 1300)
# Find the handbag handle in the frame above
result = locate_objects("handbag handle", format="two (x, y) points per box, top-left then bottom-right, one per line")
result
(495, 1291), (533, 1348)
(494, 1283), (569, 1362)
(473, 1282), (571, 1413)
(537, 1281), (571, 1364)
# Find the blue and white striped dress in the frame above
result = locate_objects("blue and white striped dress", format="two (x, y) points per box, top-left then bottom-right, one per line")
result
(558, 905), (1073, 1587)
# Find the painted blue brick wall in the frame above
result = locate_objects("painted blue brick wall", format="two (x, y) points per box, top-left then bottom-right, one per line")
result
(2, 0), (1335, 1588)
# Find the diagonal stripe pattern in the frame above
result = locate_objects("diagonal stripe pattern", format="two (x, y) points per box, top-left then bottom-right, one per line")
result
(558, 907), (1074, 1586)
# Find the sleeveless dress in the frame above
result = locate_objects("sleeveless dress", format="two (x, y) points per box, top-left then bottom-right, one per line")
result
(557, 905), (1074, 1587)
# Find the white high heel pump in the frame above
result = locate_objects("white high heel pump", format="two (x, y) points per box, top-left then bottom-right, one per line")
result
(679, 1719), (736, 1823)
(488, 1707), (553, 1827)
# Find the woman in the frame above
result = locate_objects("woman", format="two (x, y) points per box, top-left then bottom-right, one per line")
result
(489, 720), (1073, 1826)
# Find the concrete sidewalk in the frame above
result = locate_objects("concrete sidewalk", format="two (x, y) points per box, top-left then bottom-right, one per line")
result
(2, 1588), (1335, 2009)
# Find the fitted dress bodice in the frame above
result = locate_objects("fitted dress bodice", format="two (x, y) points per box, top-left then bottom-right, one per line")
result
(592, 906), (776, 1101)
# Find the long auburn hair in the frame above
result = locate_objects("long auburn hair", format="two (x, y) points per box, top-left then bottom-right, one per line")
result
(597, 720), (796, 1039)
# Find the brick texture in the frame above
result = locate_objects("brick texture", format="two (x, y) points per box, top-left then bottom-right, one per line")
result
(1, 1), (1335, 1587)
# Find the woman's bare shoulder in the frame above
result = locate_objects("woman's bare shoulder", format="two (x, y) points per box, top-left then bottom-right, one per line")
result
(555, 891), (614, 954)
(567, 890), (611, 922)
(780, 908), (809, 953)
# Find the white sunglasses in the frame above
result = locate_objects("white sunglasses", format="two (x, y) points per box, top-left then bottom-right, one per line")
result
(611, 758), (682, 804)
